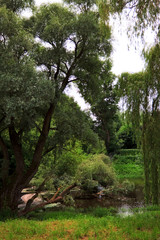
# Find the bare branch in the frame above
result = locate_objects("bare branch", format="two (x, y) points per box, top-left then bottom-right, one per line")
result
(60, 41), (85, 92)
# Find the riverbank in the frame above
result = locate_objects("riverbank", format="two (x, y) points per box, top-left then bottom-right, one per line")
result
(0, 206), (160, 239)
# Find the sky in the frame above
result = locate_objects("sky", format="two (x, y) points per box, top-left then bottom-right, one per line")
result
(23, 0), (155, 110)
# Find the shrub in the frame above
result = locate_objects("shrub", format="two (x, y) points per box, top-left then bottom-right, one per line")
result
(122, 179), (135, 193)
(63, 195), (75, 207)
(76, 154), (117, 192)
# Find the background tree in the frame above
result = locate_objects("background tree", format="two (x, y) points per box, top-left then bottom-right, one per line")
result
(0, 0), (112, 211)
(90, 69), (120, 154)
(117, 113), (137, 149)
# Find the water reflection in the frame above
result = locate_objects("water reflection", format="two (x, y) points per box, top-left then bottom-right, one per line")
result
(75, 197), (144, 209)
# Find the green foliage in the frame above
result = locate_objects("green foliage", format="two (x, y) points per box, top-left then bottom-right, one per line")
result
(0, 0), (34, 12)
(121, 179), (135, 192)
(31, 140), (89, 190)
(21, 95), (100, 178)
(90, 70), (120, 154)
(31, 2), (112, 101)
(76, 154), (117, 191)
(113, 149), (143, 181)
(52, 95), (100, 153)
(33, 4), (75, 43)
(114, 163), (143, 180)
(0, 6), (54, 127)
(117, 121), (137, 149)
(118, 149), (141, 156)
(55, 142), (87, 177)
(65, 0), (97, 9)
(63, 195), (75, 207)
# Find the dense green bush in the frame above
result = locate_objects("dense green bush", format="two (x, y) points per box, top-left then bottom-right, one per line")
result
(76, 154), (117, 192)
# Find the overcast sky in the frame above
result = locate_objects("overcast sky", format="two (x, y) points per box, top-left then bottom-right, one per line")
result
(24, 0), (155, 110)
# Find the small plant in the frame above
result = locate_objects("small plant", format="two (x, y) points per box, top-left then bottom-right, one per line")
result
(122, 179), (135, 193)
(63, 195), (75, 207)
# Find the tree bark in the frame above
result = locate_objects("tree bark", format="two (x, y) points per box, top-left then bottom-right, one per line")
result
(20, 103), (55, 188)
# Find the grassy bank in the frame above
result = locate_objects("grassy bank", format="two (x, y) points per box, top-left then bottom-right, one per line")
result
(0, 207), (160, 240)
(113, 149), (144, 185)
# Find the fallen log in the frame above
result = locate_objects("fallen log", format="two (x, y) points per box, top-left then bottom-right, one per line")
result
(18, 183), (77, 216)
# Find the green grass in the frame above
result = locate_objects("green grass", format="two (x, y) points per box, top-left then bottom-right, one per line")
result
(113, 149), (144, 183)
(0, 207), (160, 239)
(114, 162), (144, 180)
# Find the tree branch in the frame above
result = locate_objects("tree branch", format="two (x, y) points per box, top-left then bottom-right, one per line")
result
(21, 103), (55, 187)
(19, 183), (77, 216)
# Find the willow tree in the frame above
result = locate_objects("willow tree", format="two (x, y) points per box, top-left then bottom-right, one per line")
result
(106, 0), (160, 38)
(118, 44), (160, 205)
(0, 0), (112, 211)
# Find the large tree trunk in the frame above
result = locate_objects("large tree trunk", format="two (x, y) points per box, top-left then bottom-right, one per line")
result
(0, 183), (23, 211)
(0, 104), (55, 212)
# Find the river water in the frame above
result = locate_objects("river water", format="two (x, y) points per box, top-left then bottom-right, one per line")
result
(74, 186), (144, 209)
